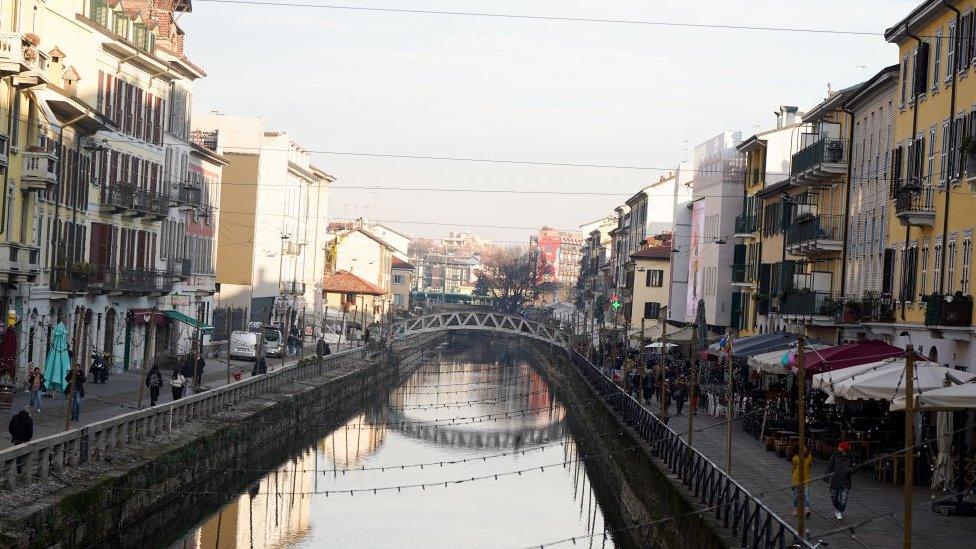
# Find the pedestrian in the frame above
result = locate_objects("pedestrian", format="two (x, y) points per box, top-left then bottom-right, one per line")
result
(169, 369), (186, 401)
(8, 407), (32, 445)
(65, 364), (86, 422)
(790, 445), (813, 517)
(194, 353), (206, 388)
(252, 351), (268, 376)
(27, 365), (44, 413)
(825, 441), (856, 520)
(672, 376), (688, 416)
(145, 363), (163, 406)
(642, 370), (654, 404)
(316, 334), (327, 358)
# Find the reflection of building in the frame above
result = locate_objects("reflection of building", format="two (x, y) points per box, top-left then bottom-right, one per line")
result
(321, 413), (387, 469)
(193, 113), (334, 331)
(175, 450), (316, 548)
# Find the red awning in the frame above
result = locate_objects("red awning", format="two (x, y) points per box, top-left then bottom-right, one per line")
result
(130, 309), (168, 325)
(801, 340), (908, 376)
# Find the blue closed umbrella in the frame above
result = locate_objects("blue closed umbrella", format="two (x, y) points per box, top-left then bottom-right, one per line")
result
(44, 322), (70, 392)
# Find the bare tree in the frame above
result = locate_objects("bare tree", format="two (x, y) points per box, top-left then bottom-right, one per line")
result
(476, 247), (558, 312)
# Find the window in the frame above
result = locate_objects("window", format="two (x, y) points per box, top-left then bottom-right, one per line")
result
(934, 28), (943, 91)
(643, 302), (661, 320)
(901, 54), (909, 107)
(948, 20), (958, 82)
(393, 274), (405, 284)
(933, 243), (943, 293)
(963, 237), (973, 294)
(941, 120), (950, 186)
(113, 14), (128, 38)
(961, 12), (973, 73)
(928, 126), (937, 184)
(948, 239), (957, 293)
(921, 243), (929, 297)
(89, 0), (109, 27)
(911, 46), (919, 100)
(646, 269), (664, 287)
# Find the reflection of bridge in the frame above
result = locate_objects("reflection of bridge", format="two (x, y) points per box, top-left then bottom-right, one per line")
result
(393, 311), (570, 349)
(376, 407), (567, 450)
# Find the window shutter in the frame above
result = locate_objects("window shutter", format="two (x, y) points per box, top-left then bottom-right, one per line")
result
(882, 248), (896, 294)
(891, 146), (903, 192)
(915, 41), (930, 96)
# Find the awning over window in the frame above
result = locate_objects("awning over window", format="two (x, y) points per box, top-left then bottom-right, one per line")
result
(163, 309), (214, 333)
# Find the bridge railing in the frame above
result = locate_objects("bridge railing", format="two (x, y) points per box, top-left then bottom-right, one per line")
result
(570, 350), (811, 549)
(0, 333), (438, 491)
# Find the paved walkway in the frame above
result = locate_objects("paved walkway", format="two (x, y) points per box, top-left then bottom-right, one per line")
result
(1, 341), (361, 450)
(640, 396), (976, 548)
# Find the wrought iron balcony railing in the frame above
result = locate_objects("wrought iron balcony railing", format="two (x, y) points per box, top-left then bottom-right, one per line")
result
(925, 293), (974, 327)
(791, 137), (849, 177)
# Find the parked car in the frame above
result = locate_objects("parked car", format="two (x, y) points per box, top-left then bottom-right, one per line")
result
(264, 327), (284, 358)
(229, 330), (261, 360)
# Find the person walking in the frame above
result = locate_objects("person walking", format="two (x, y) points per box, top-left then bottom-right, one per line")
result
(169, 370), (186, 401)
(790, 446), (813, 517)
(65, 365), (86, 422)
(825, 441), (856, 520)
(8, 407), (33, 445)
(27, 365), (44, 413)
(146, 364), (163, 406)
(672, 376), (688, 416)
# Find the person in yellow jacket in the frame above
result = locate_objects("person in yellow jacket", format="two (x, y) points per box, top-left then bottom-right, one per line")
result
(791, 446), (813, 517)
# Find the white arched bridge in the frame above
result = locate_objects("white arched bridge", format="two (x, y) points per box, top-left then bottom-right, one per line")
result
(392, 311), (571, 349)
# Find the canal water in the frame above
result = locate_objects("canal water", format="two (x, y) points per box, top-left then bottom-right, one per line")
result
(168, 343), (617, 548)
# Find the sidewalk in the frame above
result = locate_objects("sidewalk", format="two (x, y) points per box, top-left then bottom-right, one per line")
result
(640, 395), (974, 548)
(1, 341), (361, 451)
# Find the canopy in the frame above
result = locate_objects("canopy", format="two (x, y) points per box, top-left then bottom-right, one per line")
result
(891, 382), (976, 411)
(811, 357), (909, 393)
(801, 340), (907, 376)
(163, 309), (215, 333)
(748, 343), (831, 375)
(826, 362), (976, 403)
(43, 322), (70, 392)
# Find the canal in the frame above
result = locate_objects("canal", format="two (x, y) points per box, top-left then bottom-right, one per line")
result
(166, 340), (619, 548)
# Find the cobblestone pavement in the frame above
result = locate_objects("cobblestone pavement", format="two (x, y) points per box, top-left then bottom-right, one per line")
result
(636, 395), (976, 548)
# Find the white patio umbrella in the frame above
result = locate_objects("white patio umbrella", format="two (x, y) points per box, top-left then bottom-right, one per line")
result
(827, 362), (976, 403)
(891, 381), (976, 411)
(810, 357), (915, 393)
(747, 344), (830, 375)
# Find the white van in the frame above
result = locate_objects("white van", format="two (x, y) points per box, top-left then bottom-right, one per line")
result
(229, 330), (261, 360)
(264, 327), (284, 357)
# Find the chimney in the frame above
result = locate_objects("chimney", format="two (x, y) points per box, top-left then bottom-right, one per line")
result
(775, 105), (799, 129)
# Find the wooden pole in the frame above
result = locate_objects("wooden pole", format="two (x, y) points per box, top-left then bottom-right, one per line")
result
(724, 328), (734, 474)
(225, 311), (231, 384)
(687, 321), (698, 447)
(904, 343), (915, 549)
(659, 307), (668, 424)
(795, 336), (808, 536)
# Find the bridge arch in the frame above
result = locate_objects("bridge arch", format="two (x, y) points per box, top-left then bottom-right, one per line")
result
(392, 311), (571, 349)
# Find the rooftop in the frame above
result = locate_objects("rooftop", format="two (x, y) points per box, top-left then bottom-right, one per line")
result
(322, 271), (387, 296)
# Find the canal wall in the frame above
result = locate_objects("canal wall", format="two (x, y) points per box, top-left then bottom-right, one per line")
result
(515, 339), (732, 549)
(0, 335), (443, 549)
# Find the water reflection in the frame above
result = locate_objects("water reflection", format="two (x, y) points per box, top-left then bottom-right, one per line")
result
(171, 351), (615, 548)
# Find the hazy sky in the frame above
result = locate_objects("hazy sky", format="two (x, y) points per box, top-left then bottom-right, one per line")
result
(181, 0), (909, 244)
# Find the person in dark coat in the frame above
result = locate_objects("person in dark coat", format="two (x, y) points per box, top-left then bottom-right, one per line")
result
(316, 336), (331, 358)
(145, 364), (163, 406)
(8, 407), (32, 445)
(825, 441), (856, 520)
(672, 376), (688, 416)
(65, 364), (86, 421)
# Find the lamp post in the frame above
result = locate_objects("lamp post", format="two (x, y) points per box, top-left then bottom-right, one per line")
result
(278, 234), (290, 372)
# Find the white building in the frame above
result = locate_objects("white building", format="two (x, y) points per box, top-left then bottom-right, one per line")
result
(667, 162), (694, 322)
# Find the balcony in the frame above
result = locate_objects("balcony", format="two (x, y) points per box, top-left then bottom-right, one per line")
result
(168, 258), (192, 280)
(177, 184), (201, 209)
(101, 184), (169, 220)
(100, 183), (137, 213)
(894, 186), (936, 227)
(780, 289), (841, 324)
(49, 265), (90, 294)
(790, 137), (848, 186)
(0, 32), (47, 79)
(845, 294), (895, 323)
(785, 214), (843, 255)
(733, 214), (758, 238)
(21, 147), (57, 190)
(0, 243), (39, 278)
(925, 293), (974, 327)
(282, 240), (302, 256)
(731, 263), (757, 289)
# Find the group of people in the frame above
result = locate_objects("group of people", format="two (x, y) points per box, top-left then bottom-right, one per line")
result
(602, 348), (706, 420)
(790, 441), (856, 520)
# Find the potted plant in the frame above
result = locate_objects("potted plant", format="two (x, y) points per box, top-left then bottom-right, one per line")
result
(843, 299), (860, 323)
(962, 136), (976, 159)
(0, 372), (14, 410)
(70, 261), (97, 277)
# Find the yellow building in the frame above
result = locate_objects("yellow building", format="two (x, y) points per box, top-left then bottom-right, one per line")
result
(624, 245), (670, 333)
(733, 107), (802, 336)
(873, 1), (976, 367)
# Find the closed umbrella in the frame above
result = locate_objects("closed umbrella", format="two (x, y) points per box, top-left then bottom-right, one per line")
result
(44, 322), (70, 393)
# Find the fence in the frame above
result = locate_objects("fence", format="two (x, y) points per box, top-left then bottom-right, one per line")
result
(1, 333), (438, 491)
(568, 349), (811, 549)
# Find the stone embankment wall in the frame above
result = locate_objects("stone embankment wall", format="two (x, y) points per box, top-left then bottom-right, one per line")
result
(519, 340), (731, 549)
(0, 335), (442, 548)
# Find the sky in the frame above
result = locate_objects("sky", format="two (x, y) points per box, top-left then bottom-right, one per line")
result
(180, 0), (912, 245)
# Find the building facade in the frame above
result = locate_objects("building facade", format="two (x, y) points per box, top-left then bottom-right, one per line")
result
(194, 113), (333, 334)
(625, 246), (672, 332)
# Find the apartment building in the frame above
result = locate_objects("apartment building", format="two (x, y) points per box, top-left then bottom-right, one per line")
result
(530, 227), (585, 303)
(194, 113), (333, 334)
(871, 1), (976, 368)
(576, 214), (616, 324)
(731, 107), (802, 336)
(9, 0), (219, 377)
(391, 257), (414, 310)
(666, 161), (694, 322)
(625, 245), (672, 331)
(686, 131), (744, 328)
